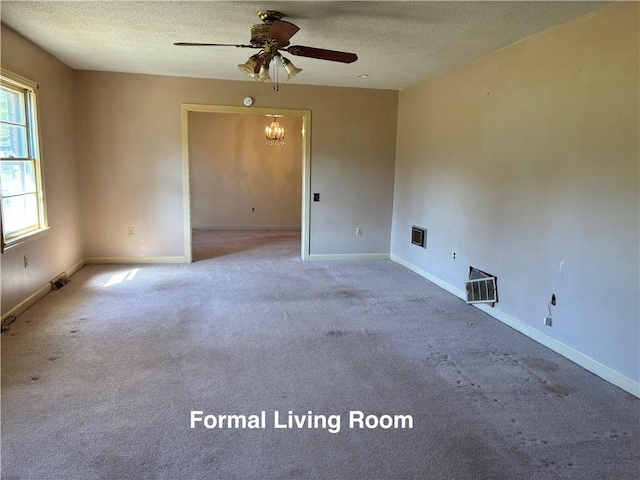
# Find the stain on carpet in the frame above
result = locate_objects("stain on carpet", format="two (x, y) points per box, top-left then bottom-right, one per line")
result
(543, 383), (573, 397)
(326, 330), (347, 338)
(319, 288), (361, 300)
(523, 357), (560, 373)
(424, 352), (483, 391)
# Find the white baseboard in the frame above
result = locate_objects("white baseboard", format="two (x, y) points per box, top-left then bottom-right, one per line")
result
(390, 255), (640, 398)
(193, 225), (300, 230)
(66, 258), (87, 277)
(308, 253), (390, 262)
(3, 256), (182, 320)
(2, 258), (87, 322)
(1, 283), (51, 322)
(391, 255), (464, 297)
(85, 256), (186, 264)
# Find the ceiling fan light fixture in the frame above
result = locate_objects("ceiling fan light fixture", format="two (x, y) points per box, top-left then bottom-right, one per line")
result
(176, 11), (357, 85)
(281, 56), (303, 81)
(238, 54), (260, 78)
(258, 63), (271, 82)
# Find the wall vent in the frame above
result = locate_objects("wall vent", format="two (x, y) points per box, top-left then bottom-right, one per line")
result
(412, 226), (426, 248)
(50, 273), (69, 290)
(465, 267), (498, 306)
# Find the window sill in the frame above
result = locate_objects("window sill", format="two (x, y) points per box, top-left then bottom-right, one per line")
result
(2, 227), (49, 253)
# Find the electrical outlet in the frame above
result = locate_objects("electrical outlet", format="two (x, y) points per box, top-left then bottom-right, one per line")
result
(252, 207), (255, 212)
(355, 227), (362, 236)
(551, 294), (556, 306)
(453, 252), (456, 260)
(544, 316), (552, 327)
(127, 227), (135, 237)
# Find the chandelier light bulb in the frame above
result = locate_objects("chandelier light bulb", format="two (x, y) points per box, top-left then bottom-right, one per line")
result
(265, 117), (285, 146)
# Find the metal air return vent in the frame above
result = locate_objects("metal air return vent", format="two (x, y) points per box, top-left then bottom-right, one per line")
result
(465, 267), (498, 306)
(412, 226), (426, 248)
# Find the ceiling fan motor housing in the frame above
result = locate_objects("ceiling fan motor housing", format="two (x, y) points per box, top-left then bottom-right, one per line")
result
(250, 24), (276, 47)
(251, 11), (288, 47)
(258, 10), (284, 23)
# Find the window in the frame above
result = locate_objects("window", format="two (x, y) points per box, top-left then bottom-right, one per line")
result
(1, 71), (47, 251)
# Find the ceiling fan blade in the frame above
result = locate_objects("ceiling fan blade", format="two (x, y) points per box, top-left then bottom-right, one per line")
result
(285, 46), (358, 63)
(267, 20), (300, 45)
(174, 42), (256, 48)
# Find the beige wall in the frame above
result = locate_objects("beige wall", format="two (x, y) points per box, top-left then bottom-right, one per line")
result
(189, 113), (303, 229)
(76, 72), (398, 258)
(1, 26), (84, 316)
(391, 2), (639, 382)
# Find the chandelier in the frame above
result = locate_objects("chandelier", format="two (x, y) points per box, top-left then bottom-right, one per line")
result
(265, 117), (285, 146)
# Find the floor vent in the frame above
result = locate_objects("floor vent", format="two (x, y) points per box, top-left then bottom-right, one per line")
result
(465, 267), (497, 306)
(50, 273), (69, 290)
(412, 226), (426, 248)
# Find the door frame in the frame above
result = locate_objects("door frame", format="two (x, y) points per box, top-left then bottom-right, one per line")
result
(181, 103), (311, 262)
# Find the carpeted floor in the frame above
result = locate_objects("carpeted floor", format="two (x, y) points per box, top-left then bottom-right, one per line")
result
(2, 229), (638, 480)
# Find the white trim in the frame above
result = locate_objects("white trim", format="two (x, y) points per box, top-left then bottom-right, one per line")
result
(1, 70), (48, 250)
(390, 254), (640, 398)
(181, 104), (311, 263)
(300, 111), (311, 262)
(391, 255), (464, 297)
(85, 256), (185, 265)
(181, 105), (192, 263)
(193, 225), (301, 231)
(1, 258), (86, 322)
(1, 283), (50, 322)
(308, 253), (390, 262)
(1, 227), (49, 252)
(0, 69), (38, 90)
(474, 303), (640, 398)
(66, 258), (86, 277)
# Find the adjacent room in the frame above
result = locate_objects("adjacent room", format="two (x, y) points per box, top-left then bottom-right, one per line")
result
(188, 111), (304, 260)
(1, 2), (638, 479)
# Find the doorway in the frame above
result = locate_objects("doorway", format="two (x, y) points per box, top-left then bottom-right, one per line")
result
(181, 104), (311, 262)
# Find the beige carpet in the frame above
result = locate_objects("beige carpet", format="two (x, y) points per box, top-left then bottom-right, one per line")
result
(1, 229), (638, 480)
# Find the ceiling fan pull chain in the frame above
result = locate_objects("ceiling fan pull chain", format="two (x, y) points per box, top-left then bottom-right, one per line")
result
(273, 60), (280, 91)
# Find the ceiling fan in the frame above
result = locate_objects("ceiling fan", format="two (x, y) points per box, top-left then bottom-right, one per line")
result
(174, 10), (358, 83)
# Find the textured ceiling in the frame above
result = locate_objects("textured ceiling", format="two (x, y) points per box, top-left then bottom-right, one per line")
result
(1, 1), (611, 90)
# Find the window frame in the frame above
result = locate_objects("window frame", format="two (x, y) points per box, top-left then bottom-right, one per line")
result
(1, 70), (48, 252)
